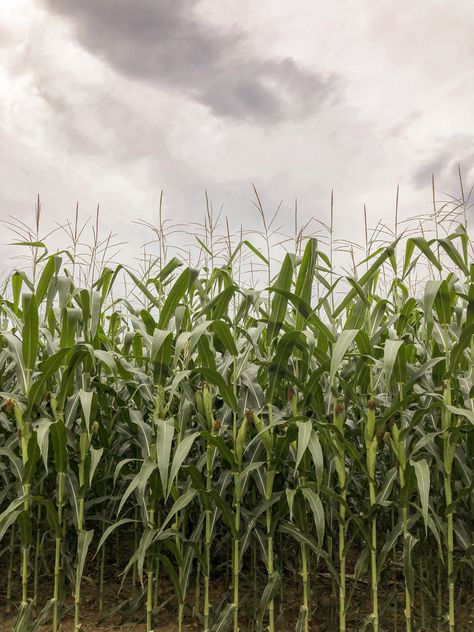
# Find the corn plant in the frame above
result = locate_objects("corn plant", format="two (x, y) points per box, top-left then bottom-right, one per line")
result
(0, 202), (473, 632)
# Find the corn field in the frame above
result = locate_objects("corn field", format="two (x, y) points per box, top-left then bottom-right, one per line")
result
(0, 200), (474, 631)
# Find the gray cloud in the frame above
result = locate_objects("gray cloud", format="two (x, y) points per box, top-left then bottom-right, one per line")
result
(412, 150), (453, 189)
(412, 135), (474, 192)
(42, 0), (339, 124)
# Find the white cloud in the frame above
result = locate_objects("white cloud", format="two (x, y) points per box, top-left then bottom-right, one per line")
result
(0, 0), (472, 278)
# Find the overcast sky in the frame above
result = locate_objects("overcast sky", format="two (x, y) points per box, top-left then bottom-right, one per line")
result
(0, 0), (473, 271)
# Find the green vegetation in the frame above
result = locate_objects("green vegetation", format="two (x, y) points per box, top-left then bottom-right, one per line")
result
(0, 192), (473, 631)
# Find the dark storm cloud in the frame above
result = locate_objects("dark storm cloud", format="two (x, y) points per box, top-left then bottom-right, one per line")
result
(42, 0), (339, 123)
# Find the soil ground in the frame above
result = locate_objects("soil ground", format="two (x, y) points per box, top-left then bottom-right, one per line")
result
(1, 583), (473, 631)
(1, 559), (473, 631)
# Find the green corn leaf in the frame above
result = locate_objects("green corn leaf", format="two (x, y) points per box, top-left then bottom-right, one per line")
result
(433, 279), (452, 326)
(50, 418), (68, 474)
(243, 239), (269, 265)
(0, 503), (25, 542)
(295, 606), (308, 632)
(411, 458), (430, 533)
(211, 320), (238, 356)
(159, 488), (198, 532)
(158, 553), (184, 606)
(118, 459), (157, 515)
(256, 571), (281, 632)
(267, 253), (294, 341)
(403, 237), (441, 277)
(267, 331), (302, 403)
(167, 432), (200, 498)
(156, 418), (175, 496)
(211, 603), (235, 632)
(438, 237), (469, 275)
(95, 518), (137, 556)
(197, 335), (216, 370)
(76, 529), (94, 588)
(294, 238), (317, 331)
(3, 334), (27, 394)
(334, 242), (397, 317)
(445, 406), (474, 425)
(301, 487), (325, 548)
(201, 432), (238, 471)
(60, 307), (81, 349)
(0, 446), (24, 481)
(376, 467), (397, 506)
(129, 410), (152, 458)
(308, 430), (324, 489)
(11, 271), (23, 312)
(22, 292), (38, 377)
(79, 390), (94, 433)
(449, 323), (474, 375)
(158, 257), (183, 282)
(295, 420), (312, 470)
(94, 350), (117, 377)
(377, 521), (404, 577)
(89, 447), (103, 485)
(151, 329), (173, 385)
(158, 267), (198, 329)
(403, 533), (418, 597)
(136, 527), (159, 581)
(330, 329), (358, 383)
(278, 520), (320, 557)
(35, 256), (56, 305)
(192, 367), (237, 411)
(286, 489), (296, 522)
(423, 280), (443, 337)
(33, 497), (61, 537)
(383, 339), (403, 390)
(208, 488), (238, 538)
(267, 288), (335, 343)
(12, 602), (33, 632)
(0, 496), (29, 523)
(26, 348), (70, 419)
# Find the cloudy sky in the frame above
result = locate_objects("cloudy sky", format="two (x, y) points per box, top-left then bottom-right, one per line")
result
(0, 0), (473, 270)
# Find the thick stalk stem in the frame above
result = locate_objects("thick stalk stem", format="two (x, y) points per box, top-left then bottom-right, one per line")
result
(146, 508), (155, 632)
(176, 511), (183, 632)
(6, 525), (15, 613)
(397, 384), (411, 632)
(53, 472), (64, 632)
(267, 516), (275, 632)
(232, 360), (239, 632)
(99, 541), (105, 613)
(334, 402), (346, 632)
(370, 489), (378, 632)
(194, 550), (201, 621)
(132, 503), (139, 598)
(204, 441), (212, 632)
(33, 482), (43, 610)
(21, 446), (31, 610)
(366, 400), (378, 632)
(301, 542), (309, 632)
(400, 468), (411, 632)
(233, 488), (241, 632)
(154, 553), (160, 610)
(146, 564), (154, 632)
(266, 403), (275, 632)
(445, 474), (455, 632)
(442, 326), (455, 632)
(338, 500), (346, 632)
(74, 496), (85, 632)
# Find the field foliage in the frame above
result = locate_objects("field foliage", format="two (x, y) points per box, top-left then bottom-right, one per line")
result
(0, 188), (473, 631)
